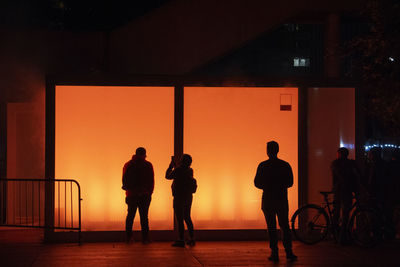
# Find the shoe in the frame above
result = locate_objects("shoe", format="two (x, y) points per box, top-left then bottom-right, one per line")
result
(268, 251), (279, 262)
(286, 252), (298, 262)
(171, 240), (185, 247)
(186, 239), (196, 246)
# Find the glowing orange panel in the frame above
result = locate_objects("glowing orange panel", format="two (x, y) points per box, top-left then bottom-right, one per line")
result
(184, 87), (298, 229)
(55, 86), (174, 231)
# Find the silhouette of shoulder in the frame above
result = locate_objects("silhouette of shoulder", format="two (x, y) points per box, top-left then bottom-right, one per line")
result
(255, 158), (293, 190)
(258, 158), (291, 169)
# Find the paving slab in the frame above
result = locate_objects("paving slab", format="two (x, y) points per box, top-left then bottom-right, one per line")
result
(1, 230), (399, 266)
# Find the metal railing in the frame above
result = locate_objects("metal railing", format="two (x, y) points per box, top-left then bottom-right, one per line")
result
(0, 178), (82, 243)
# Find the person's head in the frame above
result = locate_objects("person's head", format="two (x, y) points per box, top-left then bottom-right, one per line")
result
(267, 141), (279, 158)
(181, 154), (192, 167)
(368, 147), (382, 162)
(135, 147), (147, 159)
(337, 147), (349, 159)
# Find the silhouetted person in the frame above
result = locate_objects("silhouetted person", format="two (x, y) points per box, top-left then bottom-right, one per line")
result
(122, 147), (154, 244)
(166, 154), (196, 247)
(331, 147), (361, 244)
(254, 141), (297, 262)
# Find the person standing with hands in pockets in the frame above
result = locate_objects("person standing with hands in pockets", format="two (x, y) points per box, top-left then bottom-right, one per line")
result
(122, 147), (154, 244)
(254, 141), (297, 262)
(166, 154), (197, 247)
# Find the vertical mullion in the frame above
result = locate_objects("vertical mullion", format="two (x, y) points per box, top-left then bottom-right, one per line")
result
(174, 85), (184, 233)
(25, 182), (28, 225)
(38, 181), (41, 226)
(32, 181), (34, 226)
(58, 181), (60, 227)
(71, 181), (73, 228)
(45, 78), (56, 241)
(174, 85), (184, 160)
(64, 181), (66, 228)
(298, 86), (308, 208)
(19, 182), (21, 224)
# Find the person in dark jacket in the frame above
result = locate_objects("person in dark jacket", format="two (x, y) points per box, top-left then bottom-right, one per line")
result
(166, 154), (196, 247)
(122, 147), (154, 244)
(254, 141), (297, 262)
(331, 147), (361, 244)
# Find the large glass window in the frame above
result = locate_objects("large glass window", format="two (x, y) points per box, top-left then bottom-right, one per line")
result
(55, 86), (174, 231)
(184, 87), (298, 229)
(307, 87), (355, 204)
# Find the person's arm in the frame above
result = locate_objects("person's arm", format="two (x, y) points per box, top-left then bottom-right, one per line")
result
(148, 163), (155, 193)
(254, 164), (265, 189)
(122, 162), (128, 190)
(285, 163), (294, 188)
(166, 160), (175, 180)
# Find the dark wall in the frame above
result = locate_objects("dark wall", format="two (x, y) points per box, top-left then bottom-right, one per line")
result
(0, 29), (104, 178)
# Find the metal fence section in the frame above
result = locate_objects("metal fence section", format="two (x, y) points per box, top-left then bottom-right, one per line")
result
(0, 179), (82, 243)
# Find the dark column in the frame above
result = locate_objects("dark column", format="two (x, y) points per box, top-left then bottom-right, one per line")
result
(324, 13), (341, 78)
(0, 102), (6, 179)
(355, 86), (366, 170)
(174, 85), (184, 159)
(0, 102), (6, 223)
(44, 78), (55, 242)
(298, 86), (308, 207)
(173, 84), (184, 234)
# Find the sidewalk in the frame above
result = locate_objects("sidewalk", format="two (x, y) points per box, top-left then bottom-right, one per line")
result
(1, 230), (399, 266)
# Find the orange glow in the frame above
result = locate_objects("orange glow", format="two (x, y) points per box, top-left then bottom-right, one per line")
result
(55, 86), (174, 231)
(184, 87), (298, 229)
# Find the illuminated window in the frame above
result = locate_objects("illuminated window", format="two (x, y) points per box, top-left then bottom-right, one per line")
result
(55, 86), (174, 231)
(293, 57), (310, 67)
(184, 87), (298, 229)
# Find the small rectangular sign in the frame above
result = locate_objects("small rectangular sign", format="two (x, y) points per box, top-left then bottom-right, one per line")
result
(280, 105), (292, 111)
(280, 94), (292, 111)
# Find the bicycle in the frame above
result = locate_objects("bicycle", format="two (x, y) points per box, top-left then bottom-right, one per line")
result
(291, 191), (381, 247)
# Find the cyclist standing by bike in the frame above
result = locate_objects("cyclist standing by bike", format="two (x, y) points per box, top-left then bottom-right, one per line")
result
(331, 147), (361, 245)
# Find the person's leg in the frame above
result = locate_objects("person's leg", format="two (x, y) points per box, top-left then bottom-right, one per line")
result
(183, 195), (194, 244)
(332, 193), (341, 229)
(262, 205), (278, 259)
(340, 194), (352, 244)
(125, 196), (138, 242)
(332, 192), (342, 240)
(138, 195), (152, 243)
(276, 201), (297, 261)
(172, 197), (185, 246)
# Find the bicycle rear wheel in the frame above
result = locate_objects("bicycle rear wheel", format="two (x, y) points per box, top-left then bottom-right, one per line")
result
(291, 204), (329, 244)
(349, 207), (381, 247)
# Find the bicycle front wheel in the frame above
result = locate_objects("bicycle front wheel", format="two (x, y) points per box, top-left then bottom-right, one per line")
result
(291, 204), (329, 244)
